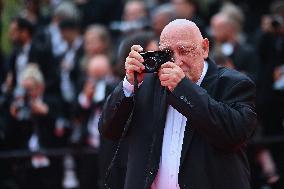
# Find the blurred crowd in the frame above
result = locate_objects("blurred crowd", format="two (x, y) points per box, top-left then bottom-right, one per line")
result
(0, 0), (284, 189)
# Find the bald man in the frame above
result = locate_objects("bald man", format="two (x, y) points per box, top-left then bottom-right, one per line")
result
(99, 19), (257, 189)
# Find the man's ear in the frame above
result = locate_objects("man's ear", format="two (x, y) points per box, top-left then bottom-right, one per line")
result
(202, 38), (209, 59)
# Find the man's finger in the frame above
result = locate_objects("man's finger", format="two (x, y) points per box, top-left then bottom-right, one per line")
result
(129, 50), (144, 62)
(160, 62), (176, 68)
(160, 80), (173, 87)
(160, 67), (174, 74)
(126, 64), (143, 73)
(159, 74), (170, 81)
(126, 57), (145, 70)
(131, 45), (143, 52)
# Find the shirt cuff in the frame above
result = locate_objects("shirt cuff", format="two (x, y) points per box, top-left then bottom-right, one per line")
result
(122, 76), (143, 97)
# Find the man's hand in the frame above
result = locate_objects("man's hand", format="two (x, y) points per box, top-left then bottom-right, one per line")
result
(125, 45), (145, 85)
(83, 79), (95, 101)
(31, 99), (49, 115)
(158, 62), (185, 91)
(10, 103), (18, 118)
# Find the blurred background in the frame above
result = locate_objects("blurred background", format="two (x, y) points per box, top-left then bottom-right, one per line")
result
(0, 0), (284, 189)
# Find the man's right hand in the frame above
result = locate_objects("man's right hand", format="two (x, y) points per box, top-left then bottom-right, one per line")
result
(125, 45), (145, 85)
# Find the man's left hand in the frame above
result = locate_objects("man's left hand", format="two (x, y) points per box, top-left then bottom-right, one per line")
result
(31, 100), (49, 115)
(158, 62), (185, 91)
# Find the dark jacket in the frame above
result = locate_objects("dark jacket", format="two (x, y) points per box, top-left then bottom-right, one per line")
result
(99, 59), (257, 189)
(8, 37), (59, 95)
(5, 94), (65, 150)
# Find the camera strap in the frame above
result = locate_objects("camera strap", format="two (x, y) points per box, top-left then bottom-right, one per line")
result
(103, 72), (139, 189)
(133, 72), (139, 100)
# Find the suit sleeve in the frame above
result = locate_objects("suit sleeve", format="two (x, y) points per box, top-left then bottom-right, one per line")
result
(98, 82), (134, 140)
(167, 76), (257, 151)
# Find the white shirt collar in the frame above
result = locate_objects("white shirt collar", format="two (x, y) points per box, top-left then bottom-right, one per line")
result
(196, 61), (208, 86)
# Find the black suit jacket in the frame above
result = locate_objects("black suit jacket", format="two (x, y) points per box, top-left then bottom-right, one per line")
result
(5, 94), (65, 150)
(99, 59), (257, 189)
(8, 39), (59, 95)
(74, 79), (118, 144)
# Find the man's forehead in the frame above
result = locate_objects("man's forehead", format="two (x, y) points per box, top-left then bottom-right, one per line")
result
(159, 41), (197, 49)
(160, 19), (202, 44)
(160, 26), (191, 39)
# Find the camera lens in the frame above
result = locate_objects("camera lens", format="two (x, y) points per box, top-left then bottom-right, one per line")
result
(145, 57), (158, 72)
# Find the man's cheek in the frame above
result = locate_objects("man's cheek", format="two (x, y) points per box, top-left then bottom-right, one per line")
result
(180, 63), (190, 72)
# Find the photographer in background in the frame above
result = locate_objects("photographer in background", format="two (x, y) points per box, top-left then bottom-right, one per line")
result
(254, 1), (284, 188)
(3, 16), (59, 96)
(109, 0), (150, 54)
(110, 0), (149, 35)
(209, 4), (259, 82)
(74, 54), (117, 189)
(99, 19), (257, 189)
(6, 64), (65, 189)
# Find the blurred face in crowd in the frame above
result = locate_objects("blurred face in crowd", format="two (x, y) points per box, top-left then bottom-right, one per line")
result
(9, 20), (31, 45)
(24, 0), (40, 14)
(152, 11), (172, 37)
(87, 55), (111, 80)
(22, 78), (44, 99)
(159, 19), (209, 82)
(61, 28), (78, 45)
(84, 29), (108, 56)
(145, 39), (159, 51)
(8, 20), (20, 43)
(123, 0), (146, 21)
(210, 14), (233, 43)
(172, 0), (195, 19)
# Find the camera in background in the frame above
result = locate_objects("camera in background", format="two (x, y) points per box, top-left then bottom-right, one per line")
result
(12, 87), (32, 121)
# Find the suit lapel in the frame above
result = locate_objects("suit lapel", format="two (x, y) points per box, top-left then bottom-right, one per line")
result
(180, 121), (195, 166)
(180, 58), (219, 166)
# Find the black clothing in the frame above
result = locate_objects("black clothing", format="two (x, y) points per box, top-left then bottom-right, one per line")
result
(99, 59), (257, 189)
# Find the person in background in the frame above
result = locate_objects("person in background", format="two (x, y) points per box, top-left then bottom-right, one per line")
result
(7, 64), (64, 189)
(109, 0), (150, 53)
(4, 17), (58, 96)
(254, 1), (284, 188)
(80, 24), (112, 73)
(210, 10), (259, 82)
(150, 3), (176, 38)
(171, 0), (206, 36)
(74, 54), (116, 189)
(47, 1), (79, 59)
(58, 17), (84, 128)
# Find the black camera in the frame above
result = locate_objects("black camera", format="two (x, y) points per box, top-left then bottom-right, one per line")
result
(13, 87), (31, 121)
(140, 51), (172, 73)
(271, 15), (284, 30)
(14, 99), (31, 121)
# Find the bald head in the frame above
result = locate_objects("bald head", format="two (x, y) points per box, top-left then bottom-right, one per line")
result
(159, 19), (209, 83)
(160, 19), (204, 47)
